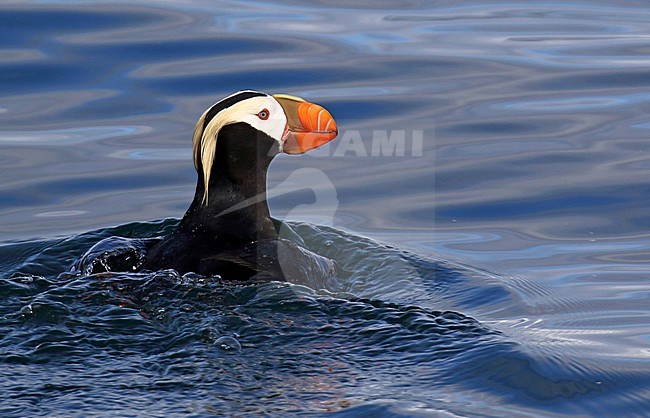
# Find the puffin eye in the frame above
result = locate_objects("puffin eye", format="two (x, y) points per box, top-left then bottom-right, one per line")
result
(257, 109), (270, 120)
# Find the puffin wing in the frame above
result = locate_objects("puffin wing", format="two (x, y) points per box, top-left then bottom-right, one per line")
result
(199, 239), (284, 281)
(260, 238), (342, 290)
(201, 238), (341, 290)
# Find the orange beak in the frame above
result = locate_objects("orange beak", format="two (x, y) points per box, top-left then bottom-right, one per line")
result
(273, 94), (338, 154)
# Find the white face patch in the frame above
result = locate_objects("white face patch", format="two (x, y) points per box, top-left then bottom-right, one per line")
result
(233, 96), (288, 142)
(192, 92), (288, 205)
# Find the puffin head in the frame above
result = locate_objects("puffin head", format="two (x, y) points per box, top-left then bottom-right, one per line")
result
(191, 90), (338, 205)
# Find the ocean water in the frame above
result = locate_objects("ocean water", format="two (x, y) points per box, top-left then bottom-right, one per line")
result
(1, 1), (649, 416)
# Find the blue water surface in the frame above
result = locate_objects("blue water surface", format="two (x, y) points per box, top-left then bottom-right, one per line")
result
(1, 1), (650, 416)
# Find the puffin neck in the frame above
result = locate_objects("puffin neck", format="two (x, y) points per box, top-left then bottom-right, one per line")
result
(180, 122), (279, 242)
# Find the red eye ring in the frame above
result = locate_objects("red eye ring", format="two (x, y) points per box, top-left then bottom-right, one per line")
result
(257, 109), (270, 120)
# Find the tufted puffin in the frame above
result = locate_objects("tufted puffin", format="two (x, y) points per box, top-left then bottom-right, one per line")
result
(138, 91), (339, 281)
